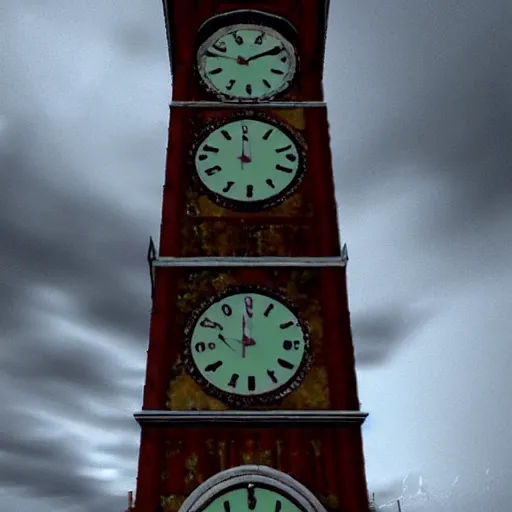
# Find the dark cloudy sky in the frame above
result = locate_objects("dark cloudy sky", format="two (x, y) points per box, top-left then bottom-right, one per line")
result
(1, 1), (511, 511)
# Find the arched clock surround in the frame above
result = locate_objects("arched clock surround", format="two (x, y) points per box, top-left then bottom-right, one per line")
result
(178, 465), (328, 512)
(196, 10), (299, 49)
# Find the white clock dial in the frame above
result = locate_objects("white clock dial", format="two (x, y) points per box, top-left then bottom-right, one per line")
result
(184, 287), (311, 405)
(201, 484), (305, 512)
(197, 24), (297, 101)
(193, 117), (304, 211)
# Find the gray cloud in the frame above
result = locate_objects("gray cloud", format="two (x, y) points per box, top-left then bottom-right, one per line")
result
(0, 425), (94, 500)
(0, 113), (146, 509)
(1, 1), (511, 511)
(352, 304), (432, 365)
(0, 119), (151, 341)
(330, 0), (511, 231)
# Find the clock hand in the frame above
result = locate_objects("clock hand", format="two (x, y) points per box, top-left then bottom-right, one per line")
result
(243, 45), (283, 64)
(242, 315), (256, 360)
(242, 315), (246, 358)
(244, 124), (252, 160)
(238, 124), (251, 169)
(217, 333), (236, 352)
(241, 124), (246, 170)
(221, 335), (243, 345)
(246, 314), (254, 338)
(205, 50), (237, 60)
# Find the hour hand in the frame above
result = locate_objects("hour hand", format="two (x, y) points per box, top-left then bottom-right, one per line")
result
(241, 316), (256, 359)
(246, 45), (283, 62)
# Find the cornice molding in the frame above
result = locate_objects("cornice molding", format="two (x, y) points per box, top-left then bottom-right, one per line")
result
(170, 101), (327, 108)
(147, 238), (348, 297)
(134, 409), (368, 427)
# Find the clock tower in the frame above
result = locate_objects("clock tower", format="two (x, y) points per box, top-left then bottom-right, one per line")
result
(131, 1), (371, 511)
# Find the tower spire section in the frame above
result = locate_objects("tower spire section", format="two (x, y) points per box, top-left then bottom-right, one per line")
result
(131, 2), (370, 511)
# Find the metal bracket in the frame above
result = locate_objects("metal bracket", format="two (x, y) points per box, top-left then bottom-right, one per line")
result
(147, 237), (157, 299)
(341, 242), (349, 262)
(134, 409), (367, 428)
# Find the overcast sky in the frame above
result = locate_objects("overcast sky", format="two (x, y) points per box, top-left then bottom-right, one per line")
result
(1, 1), (511, 511)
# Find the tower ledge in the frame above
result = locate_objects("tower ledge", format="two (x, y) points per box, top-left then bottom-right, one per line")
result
(134, 409), (367, 427)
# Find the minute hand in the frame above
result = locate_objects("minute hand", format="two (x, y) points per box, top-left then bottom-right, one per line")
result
(246, 46), (283, 62)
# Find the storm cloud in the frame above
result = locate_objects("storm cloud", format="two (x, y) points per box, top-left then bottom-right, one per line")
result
(1, 1), (511, 511)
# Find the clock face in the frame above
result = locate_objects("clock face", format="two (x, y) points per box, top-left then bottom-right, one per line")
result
(184, 286), (311, 406)
(193, 117), (305, 211)
(197, 23), (297, 101)
(200, 483), (305, 512)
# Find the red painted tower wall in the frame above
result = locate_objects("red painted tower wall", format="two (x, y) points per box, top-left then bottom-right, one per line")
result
(132, 1), (370, 511)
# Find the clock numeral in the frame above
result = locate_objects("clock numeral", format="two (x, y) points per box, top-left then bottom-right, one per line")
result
(262, 79), (272, 89)
(221, 304), (233, 316)
(246, 184), (254, 198)
(200, 317), (223, 330)
(262, 128), (274, 140)
(198, 154), (208, 161)
(245, 84), (252, 95)
(223, 500), (231, 512)
(283, 340), (301, 350)
(266, 179), (275, 189)
(205, 165), (222, 176)
(223, 181), (235, 193)
(264, 304), (275, 317)
(281, 56), (288, 62)
(247, 484), (257, 510)
(228, 373), (239, 388)
(286, 153), (297, 162)
(244, 296), (254, 317)
(195, 341), (217, 353)
(209, 67), (223, 75)
(275, 500), (282, 512)
(276, 164), (293, 174)
(226, 79), (236, 91)
(271, 68), (285, 75)
(275, 144), (292, 153)
(267, 369), (278, 384)
(278, 358), (295, 370)
(242, 124), (249, 141)
(233, 32), (244, 45)
(248, 376), (256, 391)
(280, 320), (294, 329)
(205, 360), (223, 372)
(221, 130), (232, 141)
(254, 33), (264, 45)
(202, 144), (219, 153)
(213, 42), (227, 53)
